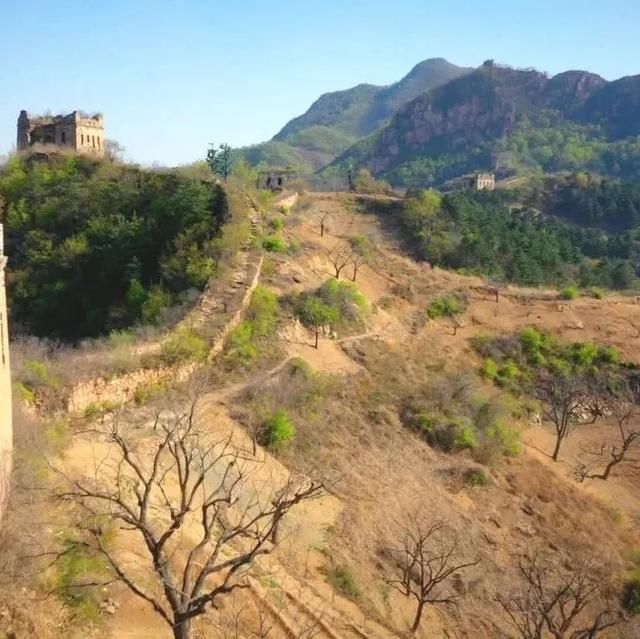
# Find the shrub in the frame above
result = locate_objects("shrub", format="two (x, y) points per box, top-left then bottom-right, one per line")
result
(141, 287), (172, 324)
(622, 574), (640, 615)
(318, 278), (368, 320)
(495, 360), (521, 387)
(480, 358), (498, 380)
(262, 235), (287, 253)
(225, 287), (279, 367)
(598, 345), (620, 365)
(83, 400), (121, 419)
(269, 218), (285, 231)
(589, 287), (605, 299)
(454, 423), (478, 450)
(255, 189), (274, 211)
(247, 286), (279, 337)
(225, 322), (258, 367)
(52, 536), (107, 613)
(327, 565), (360, 599)
(427, 294), (465, 319)
(520, 326), (544, 353)
(22, 359), (59, 390)
(133, 381), (166, 405)
(559, 286), (579, 300)
(14, 381), (36, 405)
(463, 468), (489, 487)
(485, 422), (521, 457)
(160, 328), (208, 365)
(263, 409), (296, 450)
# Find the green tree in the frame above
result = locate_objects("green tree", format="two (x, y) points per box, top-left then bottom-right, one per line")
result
(207, 143), (233, 182)
(297, 297), (339, 349)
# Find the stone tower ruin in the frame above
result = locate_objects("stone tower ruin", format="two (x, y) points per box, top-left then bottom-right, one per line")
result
(17, 110), (105, 156)
(0, 222), (12, 503)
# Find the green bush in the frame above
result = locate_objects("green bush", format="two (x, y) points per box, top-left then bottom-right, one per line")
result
(463, 468), (489, 487)
(520, 327), (544, 353)
(599, 345), (620, 365)
(83, 400), (121, 419)
(485, 422), (521, 457)
(427, 294), (465, 319)
(318, 278), (368, 320)
(160, 328), (208, 365)
(480, 358), (498, 380)
(247, 286), (279, 336)
(327, 565), (360, 599)
(225, 322), (258, 367)
(141, 287), (172, 324)
(269, 218), (285, 231)
(560, 286), (579, 300)
(52, 537), (107, 614)
(262, 235), (287, 253)
(495, 360), (521, 387)
(225, 287), (279, 367)
(570, 342), (599, 368)
(263, 409), (296, 450)
(454, 424), (478, 450)
(622, 574), (640, 615)
(133, 381), (166, 405)
(14, 382), (36, 405)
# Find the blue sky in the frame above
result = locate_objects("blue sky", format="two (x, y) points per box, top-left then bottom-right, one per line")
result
(1, 0), (639, 166)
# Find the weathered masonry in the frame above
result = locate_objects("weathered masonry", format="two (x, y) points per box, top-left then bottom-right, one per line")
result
(17, 110), (105, 156)
(0, 222), (12, 503)
(466, 171), (496, 191)
(257, 167), (298, 191)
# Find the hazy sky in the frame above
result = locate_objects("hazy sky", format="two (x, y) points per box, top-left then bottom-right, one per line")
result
(1, 0), (639, 166)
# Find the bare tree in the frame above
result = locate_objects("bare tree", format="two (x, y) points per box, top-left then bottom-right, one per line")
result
(350, 251), (367, 282)
(576, 388), (640, 482)
(496, 553), (621, 639)
(348, 235), (371, 283)
(49, 395), (323, 639)
(104, 139), (125, 161)
(533, 373), (590, 461)
(384, 519), (478, 633)
(318, 212), (329, 237)
(326, 242), (353, 280)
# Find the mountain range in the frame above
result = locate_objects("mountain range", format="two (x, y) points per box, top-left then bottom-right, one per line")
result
(239, 58), (470, 172)
(240, 58), (640, 188)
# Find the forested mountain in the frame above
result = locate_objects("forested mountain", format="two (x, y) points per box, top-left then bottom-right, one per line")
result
(0, 153), (228, 339)
(323, 61), (640, 188)
(393, 187), (640, 290)
(238, 58), (470, 171)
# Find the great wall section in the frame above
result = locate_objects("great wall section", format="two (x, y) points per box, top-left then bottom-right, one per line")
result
(0, 223), (12, 503)
(60, 192), (296, 415)
(0, 191), (297, 511)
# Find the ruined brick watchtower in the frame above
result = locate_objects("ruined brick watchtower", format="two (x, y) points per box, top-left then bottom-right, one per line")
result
(17, 110), (105, 156)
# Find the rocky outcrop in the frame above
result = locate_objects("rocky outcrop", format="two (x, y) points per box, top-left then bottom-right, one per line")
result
(330, 62), (640, 184)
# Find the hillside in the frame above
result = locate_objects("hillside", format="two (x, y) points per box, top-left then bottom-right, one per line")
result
(238, 58), (471, 172)
(325, 61), (640, 187)
(0, 153), (232, 339)
(6, 190), (640, 638)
